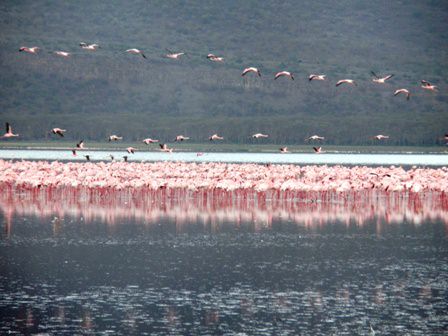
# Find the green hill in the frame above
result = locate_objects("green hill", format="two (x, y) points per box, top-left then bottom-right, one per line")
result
(0, 0), (447, 145)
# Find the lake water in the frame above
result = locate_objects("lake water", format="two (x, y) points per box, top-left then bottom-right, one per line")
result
(0, 188), (447, 335)
(0, 149), (447, 166)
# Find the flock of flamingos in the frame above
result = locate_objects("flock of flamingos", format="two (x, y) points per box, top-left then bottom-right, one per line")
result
(4, 42), (447, 156)
(0, 43), (446, 196)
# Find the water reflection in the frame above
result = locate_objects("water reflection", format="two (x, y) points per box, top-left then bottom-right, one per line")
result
(1, 187), (447, 236)
(0, 187), (447, 335)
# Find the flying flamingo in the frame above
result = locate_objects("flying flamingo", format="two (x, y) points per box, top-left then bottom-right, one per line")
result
(371, 72), (394, 83)
(51, 128), (66, 137)
(336, 79), (356, 86)
(123, 156), (128, 162)
(19, 47), (39, 54)
(313, 146), (323, 153)
(108, 135), (122, 141)
(160, 143), (173, 152)
(279, 147), (289, 153)
(127, 147), (136, 154)
(305, 135), (325, 141)
(174, 135), (190, 142)
(242, 67), (261, 77)
(274, 71), (294, 80)
(84, 155), (90, 161)
(54, 51), (70, 57)
(79, 43), (99, 50)
(394, 89), (410, 100)
(142, 138), (159, 144)
(71, 149), (77, 156)
(126, 48), (147, 58)
(421, 80), (438, 91)
(252, 133), (269, 139)
(209, 134), (224, 141)
(166, 50), (185, 59)
(207, 54), (224, 62)
(309, 74), (326, 81)
(76, 140), (84, 149)
(2, 123), (19, 138)
(372, 135), (389, 140)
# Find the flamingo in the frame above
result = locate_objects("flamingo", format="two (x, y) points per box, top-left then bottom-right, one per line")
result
(174, 135), (190, 142)
(76, 140), (84, 149)
(126, 48), (147, 58)
(372, 135), (389, 140)
(109, 154), (115, 161)
(71, 149), (77, 156)
(79, 43), (99, 50)
(279, 147), (289, 153)
(309, 74), (326, 81)
(252, 133), (269, 139)
(126, 147), (136, 154)
(142, 138), (159, 144)
(371, 72), (394, 83)
(108, 135), (122, 141)
(54, 51), (70, 57)
(421, 80), (438, 91)
(51, 128), (66, 137)
(159, 143), (173, 152)
(274, 71), (294, 80)
(394, 89), (410, 100)
(313, 146), (323, 153)
(336, 79), (356, 86)
(305, 135), (325, 141)
(84, 155), (90, 161)
(209, 134), (224, 141)
(123, 156), (128, 162)
(2, 123), (19, 138)
(19, 47), (39, 54)
(242, 67), (261, 77)
(207, 54), (224, 62)
(166, 51), (185, 59)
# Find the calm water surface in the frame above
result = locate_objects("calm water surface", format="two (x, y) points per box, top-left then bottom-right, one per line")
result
(0, 189), (447, 335)
(0, 149), (447, 166)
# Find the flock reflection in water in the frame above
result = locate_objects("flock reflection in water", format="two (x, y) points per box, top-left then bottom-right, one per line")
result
(1, 186), (448, 236)
(1, 186), (447, 335)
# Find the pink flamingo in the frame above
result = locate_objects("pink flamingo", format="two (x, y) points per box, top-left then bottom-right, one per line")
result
(274, 71), (294, 80)
(51, 128), (66, 137)
(207, 54), (224, 62)
(371, 72), (394, 83)
(19, 47), (39, 54)
(54, 51), (70, 57)
(309, 74), (326, 81)
(143, 138), (159, 144)
(80, 43), (99, 50)
(160, 143), (173, 152)
(2, 123), (19, 138)
(108, 135), (122, 141)
(421, 80), (438, 91)
(252, 133), (269, 139)
(242, 67), (261, 77)
(209, 134), (224, 141)
(126, 48), (147, 58)
(394, 89), (410, 100)
(174, 135), (190, 142)
(336, 79), (356, 86)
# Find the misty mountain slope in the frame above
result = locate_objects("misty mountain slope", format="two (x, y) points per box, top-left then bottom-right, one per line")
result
(0, 0), (447, 144)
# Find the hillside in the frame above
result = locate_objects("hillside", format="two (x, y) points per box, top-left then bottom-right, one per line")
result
(0, 0), (447, 145)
